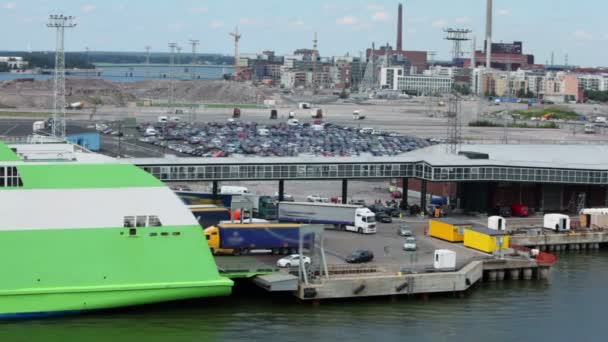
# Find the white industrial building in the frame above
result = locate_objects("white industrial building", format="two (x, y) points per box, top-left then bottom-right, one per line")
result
(397, 75), (453, 95)
(0, 56), (28, 69)
(380, 67), (404, 90)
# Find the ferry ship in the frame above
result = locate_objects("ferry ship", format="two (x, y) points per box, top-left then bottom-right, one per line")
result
(0, 136), (232, 318)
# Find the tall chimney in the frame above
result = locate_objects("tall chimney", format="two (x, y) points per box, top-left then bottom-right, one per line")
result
(485, 0), (493, 69)
(397, 3), (403, 52)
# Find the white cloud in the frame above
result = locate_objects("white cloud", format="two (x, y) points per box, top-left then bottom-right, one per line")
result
(82, 4), (96, 13)
(371, 11), (389, 22)
(288, 19), (305, 28)
(431, 19), (448, 29)
(455, 16), (471, 25)
(366, 4), (384, 11)
(497, 9), (510, 16)
(336, 15), (358, 26)
(209, 20), (224, 29)
(189, 6), (208, 14)
(3, 2), (16, 9)
(573, 29), (593, 41)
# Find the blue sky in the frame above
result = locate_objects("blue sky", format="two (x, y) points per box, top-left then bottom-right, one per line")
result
(1, 0), (607, 66)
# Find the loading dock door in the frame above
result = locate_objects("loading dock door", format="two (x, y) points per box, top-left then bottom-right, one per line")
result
(542, 185), (562, 211)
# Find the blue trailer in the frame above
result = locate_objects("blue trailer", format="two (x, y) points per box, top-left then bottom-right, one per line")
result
(176, 191), (232, 207)
(204, 223), (312, 255)
(189, 206), (231, 228)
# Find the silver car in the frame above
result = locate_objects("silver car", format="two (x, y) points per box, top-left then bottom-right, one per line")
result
(403, 237), (417, 251)
(398, 224), (413, 237)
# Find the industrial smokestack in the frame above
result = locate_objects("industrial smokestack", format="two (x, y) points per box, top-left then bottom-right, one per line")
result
(485, 0), (493, 69)
(397, 3), (403, 52)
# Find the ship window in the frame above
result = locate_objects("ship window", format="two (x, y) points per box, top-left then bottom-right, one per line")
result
(124, 216), (135, 227)
(0, 167), (23, 188)
(206, 235), (210, 240)
(148, 215), (162, 227)
(136, 216), (147, 227)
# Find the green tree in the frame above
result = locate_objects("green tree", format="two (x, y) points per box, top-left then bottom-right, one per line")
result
(339, 88), (349, 99)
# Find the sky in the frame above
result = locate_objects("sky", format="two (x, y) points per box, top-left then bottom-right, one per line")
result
(1, 0), (607, 67)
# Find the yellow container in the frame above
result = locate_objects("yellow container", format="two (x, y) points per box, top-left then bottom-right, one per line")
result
(429, 219), (470, 242)
(463, 226), (510, 253)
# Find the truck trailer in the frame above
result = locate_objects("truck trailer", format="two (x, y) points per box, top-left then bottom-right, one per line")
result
(189, 205), (231, 228)
(278, 202), (376, 234)
(204, 223), (310, 255)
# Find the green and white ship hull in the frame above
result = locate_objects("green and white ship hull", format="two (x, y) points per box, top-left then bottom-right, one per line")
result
(0, 140), (232, 318)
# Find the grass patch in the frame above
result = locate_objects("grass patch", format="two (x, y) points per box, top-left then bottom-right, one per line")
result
(0, 111), (52, 118)
(469, 120), (558, 129)
(512, 106), (580, 120)
(136, 101), (264, 109)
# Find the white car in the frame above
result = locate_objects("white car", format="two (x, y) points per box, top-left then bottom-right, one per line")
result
(403, 237), (417, 251)
(276, 254), (311, 268)
(307, 194), (328, 203)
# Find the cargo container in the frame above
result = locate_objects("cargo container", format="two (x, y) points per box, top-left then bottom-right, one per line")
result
(434, 250), (456, 271)
(544, 214), (570, 232)
(204, 223), (310, 255)
(428, 219), (471, 242)
(189, 205), (231, 228)
(580, 208), (608, 228)
(464, 226), (510, 253)
(278, 202), (376, 234)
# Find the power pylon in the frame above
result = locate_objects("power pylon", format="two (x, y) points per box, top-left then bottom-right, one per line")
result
(47, 14), (76, 138)
(168, 42), (177, 106)
(189, 39), (200, 79)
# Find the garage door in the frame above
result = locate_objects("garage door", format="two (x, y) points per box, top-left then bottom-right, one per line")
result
(542, 185), (562, 211)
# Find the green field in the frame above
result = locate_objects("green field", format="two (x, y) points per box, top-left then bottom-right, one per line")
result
(0, 111), (52, 118)
(512, 106), (581, 120)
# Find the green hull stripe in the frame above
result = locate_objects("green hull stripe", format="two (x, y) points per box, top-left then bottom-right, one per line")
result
(0, 141), (20, 161)
(0, 225), (232, 315)
(16, 163), (163, 189)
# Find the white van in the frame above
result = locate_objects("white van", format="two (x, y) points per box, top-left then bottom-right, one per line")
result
(158, 116), (168, 123)
(220, 186), (250, 195)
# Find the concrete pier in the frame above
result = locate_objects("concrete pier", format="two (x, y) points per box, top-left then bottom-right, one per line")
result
(510, 231), (608, 250)
(509, 269), (520, 280)
(487, 270), (497, 281)
(537, 267), (550, 280)
(496, 270), (505, 281)
(523, 268), (533, 280)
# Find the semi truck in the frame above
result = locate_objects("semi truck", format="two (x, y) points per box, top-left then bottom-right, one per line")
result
(204, 223), (311, 255)
(243, 195), (278, 220)
(189, 205), (231, 228)
(175, 191), (232, 207)
(278, 202), (376, 234)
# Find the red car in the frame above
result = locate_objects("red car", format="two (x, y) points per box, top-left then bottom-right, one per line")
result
(511, 204), (529, 217)
(391, 191), (402, 199)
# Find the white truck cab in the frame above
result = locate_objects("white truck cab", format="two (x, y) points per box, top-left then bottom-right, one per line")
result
(353, 207), (376, 234)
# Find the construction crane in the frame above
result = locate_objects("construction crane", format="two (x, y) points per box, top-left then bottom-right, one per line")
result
(229, 26), (241, 81)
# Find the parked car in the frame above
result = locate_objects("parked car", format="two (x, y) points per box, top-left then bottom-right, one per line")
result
(307, 194), (329, 203)
(403, 237), (417, 251)
(391, 191), (402, 199)
(349, 199), (366, 206)
(345, 249), (374, 263)
(276, 254), (311, 268)
(386, 208), (401, 218)
(398, 224), (413, 237)
(376, 212), (393, 223)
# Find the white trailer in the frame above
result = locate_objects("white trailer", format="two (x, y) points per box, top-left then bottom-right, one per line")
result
(488, 216), (506, 230)
(544, 214), (570, 232)
(220, 185), (250, 195)
(278, 202), (376, 234)
(434, 250), (456, 271)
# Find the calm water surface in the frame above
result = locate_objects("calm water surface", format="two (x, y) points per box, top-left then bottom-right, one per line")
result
(1, 250), (606, 342)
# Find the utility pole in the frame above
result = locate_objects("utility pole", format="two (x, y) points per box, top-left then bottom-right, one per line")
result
(47, 14), (76, 138)
(176, 45), (182, 65)
(189, 39), (200, 80)
(229, 26), (241, 81)
(504, 59), (512, 144)
(168, 42), (177, 107)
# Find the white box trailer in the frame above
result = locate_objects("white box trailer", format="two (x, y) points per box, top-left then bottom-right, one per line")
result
(488, 216), (506, 230)
(278, 202), (376, 234)
(434, 250), (456, 271)
(544, 214), (570, 232)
